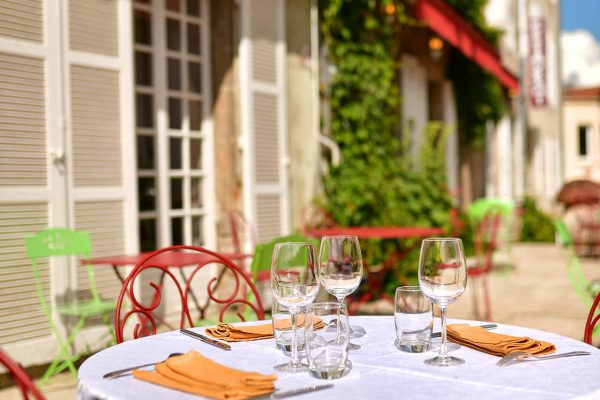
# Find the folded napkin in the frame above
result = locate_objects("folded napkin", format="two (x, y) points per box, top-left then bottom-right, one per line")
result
(206, 317), (325, 342)
(446, 324), (556, 357)
(133, 351), (277, 400)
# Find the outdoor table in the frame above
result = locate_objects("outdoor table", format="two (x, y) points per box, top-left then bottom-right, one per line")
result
(306, 227), (445, 311)
(83, 251), (252, 322)
(77, 316), (600, 400)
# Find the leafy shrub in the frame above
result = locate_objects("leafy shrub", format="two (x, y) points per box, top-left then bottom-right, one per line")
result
(519, 197), (555, 242)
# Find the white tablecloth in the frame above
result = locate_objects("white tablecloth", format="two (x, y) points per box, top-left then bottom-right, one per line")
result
(78, 316), (600, 400)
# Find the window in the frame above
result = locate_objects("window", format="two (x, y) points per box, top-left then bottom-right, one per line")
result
(578, 125), (590, 158)
(133, 0), (208, 250)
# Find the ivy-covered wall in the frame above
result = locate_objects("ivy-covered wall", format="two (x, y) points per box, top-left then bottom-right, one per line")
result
(319, 0), (453, 290)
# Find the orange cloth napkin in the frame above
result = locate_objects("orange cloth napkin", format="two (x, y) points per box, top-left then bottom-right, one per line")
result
(133, 351), (277, 400)
(206, 318), (325, 342)
(447, 324), (556, 357)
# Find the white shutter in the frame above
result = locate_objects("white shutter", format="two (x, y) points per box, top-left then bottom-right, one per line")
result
(240, 0), (290, 242)
(67, 0), (131, 302)
(0, 0), (55, 355)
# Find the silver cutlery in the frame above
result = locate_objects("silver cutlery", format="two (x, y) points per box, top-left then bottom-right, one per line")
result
(496, 350), (591, 367)
(180, 328), (232, 351)
(248, 384), (335, 399)
(431, 323), (497, 338)
(103, 352), (183, 379)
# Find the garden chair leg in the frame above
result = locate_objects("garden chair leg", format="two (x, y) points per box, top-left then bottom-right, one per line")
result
(39, 315), (87, 386)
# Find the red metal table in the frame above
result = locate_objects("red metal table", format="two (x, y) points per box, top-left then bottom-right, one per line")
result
(83, 251), (252, 322)
(307, 226), (445, 312)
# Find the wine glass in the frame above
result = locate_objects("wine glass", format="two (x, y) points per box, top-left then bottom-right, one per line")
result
(271, 242), (319, 372)
(418, 238), (467, 366)
(318, 235), (363, 350)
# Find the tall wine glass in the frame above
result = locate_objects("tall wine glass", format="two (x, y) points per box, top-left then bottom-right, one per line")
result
(418, 238), (467, 366)
(271, 242), (319, 372)
(318, 235), (363, 350)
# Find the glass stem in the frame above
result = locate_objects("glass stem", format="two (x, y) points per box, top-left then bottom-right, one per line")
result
(439, 305), (448, 358)
(290, 310), (300, 367)
(335, 297), (343, 338)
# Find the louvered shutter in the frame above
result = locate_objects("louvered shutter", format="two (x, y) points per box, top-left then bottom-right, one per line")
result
(0, 0), (55, 350)
(67, 0), (128, 300)
(239, 0), (290, 242)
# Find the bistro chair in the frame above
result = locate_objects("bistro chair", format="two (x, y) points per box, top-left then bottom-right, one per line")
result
(0, 348), (45, 400)
(227, 209), (257, 261)
(114, 245), (265, 343)
(584, 290), (600, 345)
(467, 212), (502, 321)
(248, 234), (318, 311)
(556, 219), (600, 343)
(24, 228), (115, 385)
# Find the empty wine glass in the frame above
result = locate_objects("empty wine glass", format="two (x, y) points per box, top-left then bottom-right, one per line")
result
(318, 235), (363, 350)
(418, 238), (467, 367)
(271, 242), (319, 372)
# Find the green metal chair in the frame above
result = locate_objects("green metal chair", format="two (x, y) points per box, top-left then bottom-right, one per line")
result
(25, 228), (116, 385)
(555, 219), (600, 340)
(242, 234), (318, 319)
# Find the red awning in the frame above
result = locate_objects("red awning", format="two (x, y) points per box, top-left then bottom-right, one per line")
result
(414, 0), (520, 92)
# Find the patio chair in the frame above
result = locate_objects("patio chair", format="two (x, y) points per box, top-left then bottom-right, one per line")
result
(467, 212), (502, 321)
(556, 219), (600, 342)
(0, 348), (45, 400)
(25, 228), (116, 385)
(227, 209), (257, 261)
(584, 290), (600, 345)
(114, 245), (265, 343)
(247, 234), (318, 312)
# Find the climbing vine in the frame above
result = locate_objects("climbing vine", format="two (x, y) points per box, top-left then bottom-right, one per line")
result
(319, 0), (453, 291)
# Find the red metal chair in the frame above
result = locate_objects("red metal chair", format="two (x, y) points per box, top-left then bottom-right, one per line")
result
(114, 246), (265, 343)
(467, 212), (502, 321)
(227, 209), (257, 258)
(0, 349), (45, 400)
(584, 290), (600, 345)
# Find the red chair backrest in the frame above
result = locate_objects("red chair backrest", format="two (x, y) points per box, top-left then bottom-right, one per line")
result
(474, 213), (502, 273)
(227, 210), (257, 256)
(0, 349), (45, 400)
(114, 245), (265, 343)
(584, 290), (600, 344)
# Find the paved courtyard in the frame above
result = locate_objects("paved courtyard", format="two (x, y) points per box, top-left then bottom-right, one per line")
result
(1, 243), (598, 398)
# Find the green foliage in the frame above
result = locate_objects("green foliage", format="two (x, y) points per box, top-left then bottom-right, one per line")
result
(519, 197), (555, 242)
(319, 0), (453, 293)
(445, 0), (506, 147)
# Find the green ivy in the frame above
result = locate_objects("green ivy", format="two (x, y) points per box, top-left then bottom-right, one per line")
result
(319, 0), (453, 293)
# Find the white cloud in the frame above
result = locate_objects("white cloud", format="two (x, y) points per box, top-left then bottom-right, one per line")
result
(561, 29), (600, 87)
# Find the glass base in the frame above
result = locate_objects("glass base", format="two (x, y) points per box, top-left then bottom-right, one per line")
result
(348, 342), (361, 351)
(274, 361), (309, 373)
(308, 359), (352, 380)
(394, 339), (430, 353)
(424, 355), (465, 367)
(428, 338), (460, 353)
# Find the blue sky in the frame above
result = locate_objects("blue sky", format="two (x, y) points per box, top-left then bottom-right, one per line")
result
(561, 0), (600, 40)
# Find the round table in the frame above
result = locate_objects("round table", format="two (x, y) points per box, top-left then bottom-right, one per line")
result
(78, 316), (600, 400)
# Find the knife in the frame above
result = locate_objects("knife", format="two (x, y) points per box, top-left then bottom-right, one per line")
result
(431, 323), (497, 338)
(248, 384), (335, 400)
(180, 328), (232, 351)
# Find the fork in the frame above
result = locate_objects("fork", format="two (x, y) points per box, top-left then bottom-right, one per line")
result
(496, 351), (591, 367)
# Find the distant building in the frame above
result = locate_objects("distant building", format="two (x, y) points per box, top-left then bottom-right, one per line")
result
(562, 86), (600, 182)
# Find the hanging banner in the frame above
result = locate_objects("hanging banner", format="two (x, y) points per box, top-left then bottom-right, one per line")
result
(528, 15), (547, 107)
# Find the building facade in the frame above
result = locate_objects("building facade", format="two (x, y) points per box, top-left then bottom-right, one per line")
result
(562, 86), (600, 182)
(0, 0), (320, 366)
